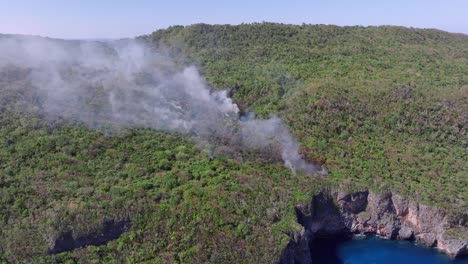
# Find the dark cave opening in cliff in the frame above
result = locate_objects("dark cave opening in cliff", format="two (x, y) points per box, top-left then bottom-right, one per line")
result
(309, 232), (351, 264)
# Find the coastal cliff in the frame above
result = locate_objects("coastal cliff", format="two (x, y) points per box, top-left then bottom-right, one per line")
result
(280, 189), (468, 263)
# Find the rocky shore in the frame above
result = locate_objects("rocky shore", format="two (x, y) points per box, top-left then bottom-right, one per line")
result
(280, 189), (467, 263)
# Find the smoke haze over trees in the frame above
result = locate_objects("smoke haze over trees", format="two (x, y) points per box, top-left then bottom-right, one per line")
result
(0, 24), (466, 263)
(0, 34), (323, 174)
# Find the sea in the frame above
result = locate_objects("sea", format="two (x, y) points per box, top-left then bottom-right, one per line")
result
(311, 235), (468, 264)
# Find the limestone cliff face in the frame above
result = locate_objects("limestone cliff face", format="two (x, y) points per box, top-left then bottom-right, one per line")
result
(279, 189), (467, 263)
(48, 218), (131, 254)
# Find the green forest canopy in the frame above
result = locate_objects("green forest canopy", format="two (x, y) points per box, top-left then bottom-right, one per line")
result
(0, 23), (466, 263)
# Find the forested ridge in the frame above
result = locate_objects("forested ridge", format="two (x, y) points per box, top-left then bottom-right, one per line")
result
(0, 23), (467, 263)
(143, 23), (467, 208)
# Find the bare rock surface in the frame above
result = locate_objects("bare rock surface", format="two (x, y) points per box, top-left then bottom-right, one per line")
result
(279, 189), (468, 263)
(48, 218), (131, 254)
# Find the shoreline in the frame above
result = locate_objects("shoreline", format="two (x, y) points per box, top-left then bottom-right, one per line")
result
(280, 189), (468, 263)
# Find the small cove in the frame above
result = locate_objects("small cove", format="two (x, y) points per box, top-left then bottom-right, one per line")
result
(311, 235), (468, 264)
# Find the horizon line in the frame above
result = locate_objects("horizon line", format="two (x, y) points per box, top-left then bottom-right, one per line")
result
(1, 22), (467, 40)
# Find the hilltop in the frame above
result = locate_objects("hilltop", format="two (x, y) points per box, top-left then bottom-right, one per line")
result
(143, 23), (467, 208)
(0, 23), (466, 262)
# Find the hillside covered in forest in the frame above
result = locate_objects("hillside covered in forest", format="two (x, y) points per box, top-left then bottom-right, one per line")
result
(0, 23), (467, 263)
(143, 23), (467, 208)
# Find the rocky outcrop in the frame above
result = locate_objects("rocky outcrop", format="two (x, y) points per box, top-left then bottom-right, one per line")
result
(279, 228), (313, 264)
(48, 218), (131, 254)
(279, 189), (467, 263)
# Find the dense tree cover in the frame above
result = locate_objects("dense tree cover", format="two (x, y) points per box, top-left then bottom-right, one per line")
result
(0, 112), (323, 263)
(0, 23), (467, 262)
(143, 23), (467, 208)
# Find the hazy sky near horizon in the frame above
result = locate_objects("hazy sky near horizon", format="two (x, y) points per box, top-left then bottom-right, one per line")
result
(0, 0), (467, 39)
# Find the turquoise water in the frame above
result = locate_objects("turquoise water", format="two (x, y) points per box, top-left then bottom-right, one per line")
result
(334, 236), (468, 264)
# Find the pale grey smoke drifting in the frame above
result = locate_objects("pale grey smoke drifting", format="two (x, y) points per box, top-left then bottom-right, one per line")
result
(240, 114), (327, 174)
(0, 34), (325, 175)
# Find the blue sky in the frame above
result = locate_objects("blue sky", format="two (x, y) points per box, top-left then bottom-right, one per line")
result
(0, 0), (467, 39)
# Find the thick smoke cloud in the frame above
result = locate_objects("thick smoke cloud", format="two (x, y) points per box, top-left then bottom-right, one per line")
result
(0, 35), (326, 175)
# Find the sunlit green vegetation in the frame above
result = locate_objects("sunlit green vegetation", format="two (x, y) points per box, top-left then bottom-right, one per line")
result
(0, 23), (467, 262)
(0, 112), (323, 262)
(144, 23), (467, 208)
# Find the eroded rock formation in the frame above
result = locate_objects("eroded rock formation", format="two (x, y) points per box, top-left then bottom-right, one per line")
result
(280, 189), (467, 263)
(48, 218), (131, 254)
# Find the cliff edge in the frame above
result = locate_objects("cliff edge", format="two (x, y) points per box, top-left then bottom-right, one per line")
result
(280, 189), (467, 263)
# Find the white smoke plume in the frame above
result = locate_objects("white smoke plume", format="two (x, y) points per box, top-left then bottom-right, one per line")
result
(0, 34), (326, 175)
